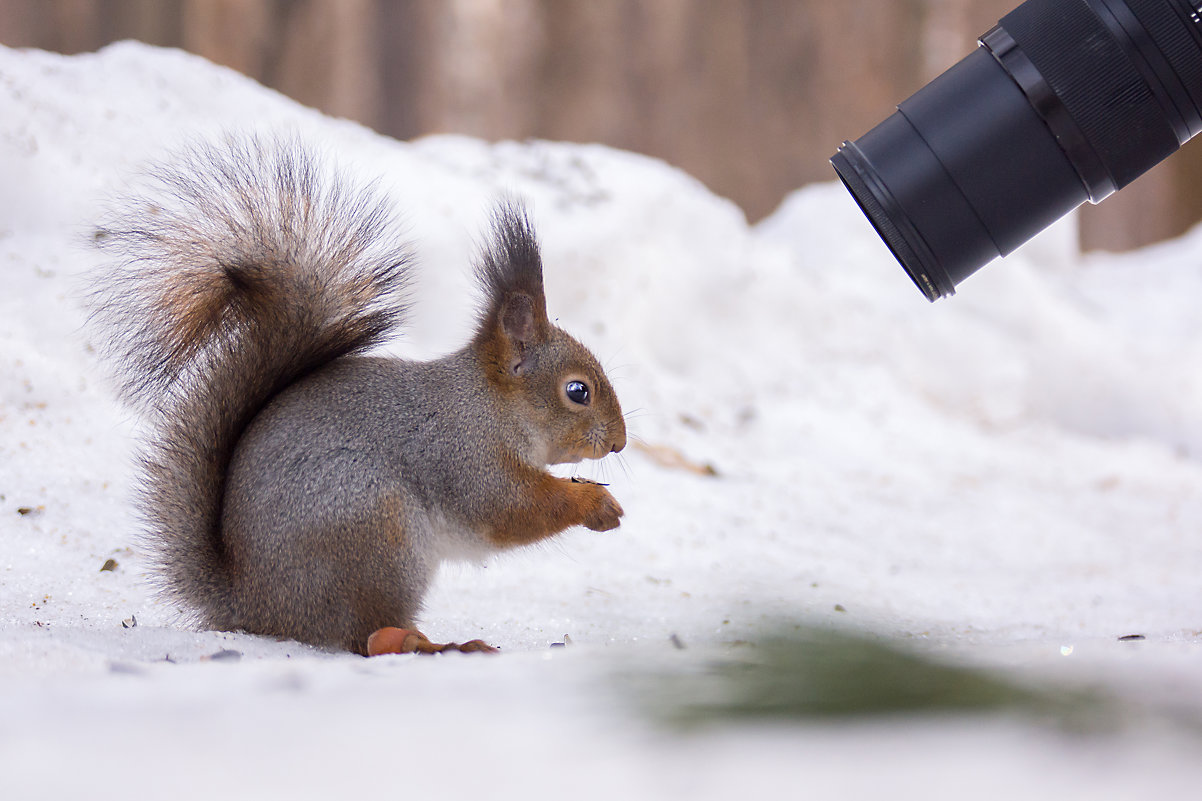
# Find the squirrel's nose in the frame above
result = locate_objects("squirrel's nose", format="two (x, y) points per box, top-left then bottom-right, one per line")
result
(610, 428), (627, 454)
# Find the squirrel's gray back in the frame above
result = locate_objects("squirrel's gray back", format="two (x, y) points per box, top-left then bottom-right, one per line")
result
(222, 349), (510, 563)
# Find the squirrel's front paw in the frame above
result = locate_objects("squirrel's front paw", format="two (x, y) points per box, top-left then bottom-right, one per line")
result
(576, 480), (623, 532)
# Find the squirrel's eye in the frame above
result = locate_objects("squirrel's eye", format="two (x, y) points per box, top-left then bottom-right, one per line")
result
(565, 380), (590, 406)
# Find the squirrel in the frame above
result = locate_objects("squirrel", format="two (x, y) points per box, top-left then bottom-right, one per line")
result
(89, 134), (627, 656)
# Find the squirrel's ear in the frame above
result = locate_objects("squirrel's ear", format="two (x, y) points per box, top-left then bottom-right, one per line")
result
(501, 291), (537, 343)
(472, 199), (550, 375)
(500, 291), (539, 374)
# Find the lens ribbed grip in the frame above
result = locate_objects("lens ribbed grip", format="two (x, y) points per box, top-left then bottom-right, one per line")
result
(1002, 0), (1177, 189)
(1126, 0), (1202, 132)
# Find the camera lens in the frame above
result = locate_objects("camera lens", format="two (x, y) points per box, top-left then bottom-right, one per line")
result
(831, 0), (1202, 301)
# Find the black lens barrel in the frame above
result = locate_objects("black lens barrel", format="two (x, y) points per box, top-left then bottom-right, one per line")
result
(1003, 0), (1180, 197)
(832, 0), (1202, 301)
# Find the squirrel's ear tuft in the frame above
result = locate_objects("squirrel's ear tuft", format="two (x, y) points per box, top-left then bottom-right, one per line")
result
(472, 199), (550, 371)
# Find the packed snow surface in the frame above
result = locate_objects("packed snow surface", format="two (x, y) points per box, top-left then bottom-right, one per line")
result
(3, 42), (1202, 799)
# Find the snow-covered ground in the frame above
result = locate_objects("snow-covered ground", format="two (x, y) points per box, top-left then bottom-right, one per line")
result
(4, 41), (1202, 799)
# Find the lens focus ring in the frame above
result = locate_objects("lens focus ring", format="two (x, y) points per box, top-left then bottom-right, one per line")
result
(1001, 0), (1178, 195)
(1125, 0), (1202, 137)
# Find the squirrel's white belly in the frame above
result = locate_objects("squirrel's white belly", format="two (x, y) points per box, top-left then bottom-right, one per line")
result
(428, 509), (496, 564)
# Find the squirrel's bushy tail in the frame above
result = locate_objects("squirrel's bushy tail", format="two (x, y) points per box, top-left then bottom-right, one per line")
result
(89, 134), (413, 622)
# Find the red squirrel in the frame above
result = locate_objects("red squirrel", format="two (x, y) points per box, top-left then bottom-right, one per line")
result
(89, 135), (627, 655)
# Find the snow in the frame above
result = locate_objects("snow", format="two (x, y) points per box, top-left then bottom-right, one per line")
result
(4, 40), (1202, 799)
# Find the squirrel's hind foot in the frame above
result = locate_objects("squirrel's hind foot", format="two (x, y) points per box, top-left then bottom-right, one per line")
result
(366, 627), (497, 656)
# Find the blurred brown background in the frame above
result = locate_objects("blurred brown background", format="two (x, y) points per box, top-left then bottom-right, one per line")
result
(3, 0), (1201, 251)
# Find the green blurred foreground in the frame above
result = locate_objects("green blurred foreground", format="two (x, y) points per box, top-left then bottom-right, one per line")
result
(645, 627), (1122, 731)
